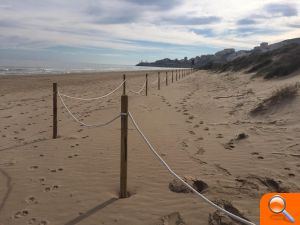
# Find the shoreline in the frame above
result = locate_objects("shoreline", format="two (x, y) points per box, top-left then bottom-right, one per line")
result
(0, 66), (186, 77)
(0, 69), (190, 95)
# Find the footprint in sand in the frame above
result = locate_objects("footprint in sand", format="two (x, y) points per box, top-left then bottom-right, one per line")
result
(39, 178), (46, 184)
(195, 137), (204, 141)
(216, 134), (223, 138)
(48, 168), (63, 173)
(208, 200), (248, 225)
(189, 130), (196, 135)
(44, 185), (60, 192)
(26, 196), (38, 205)
(181, 141), (189, 148)
(157, 212), (186, 225)
(29, 166), (39, 170)
(236, 175), (289, 193)
(14, 209), (29, 219)
(68, 154), (79, 159)
(28, 218), (49, 225)
(28, 217), (37, 224)
(196, 147), (205, 155)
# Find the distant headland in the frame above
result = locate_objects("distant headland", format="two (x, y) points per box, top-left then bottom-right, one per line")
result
(137, 38), (300, 79)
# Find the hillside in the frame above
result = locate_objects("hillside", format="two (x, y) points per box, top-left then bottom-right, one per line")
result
(214, 43), (300, 79)
(137, 38), (300, 79)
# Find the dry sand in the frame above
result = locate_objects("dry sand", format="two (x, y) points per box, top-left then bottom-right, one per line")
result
(0, 70), (299, 225)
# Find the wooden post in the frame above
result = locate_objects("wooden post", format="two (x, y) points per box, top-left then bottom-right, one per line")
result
(120, 95), (128, 198)
(123, 74), (126, 95)
(145, 73), (148, 96)
(176, 70), (177, 81)
(172, 71), (174, 83)
(166, 72), (168, 86)
(158, 72), (160, 90)
(53, 83), (57, 139)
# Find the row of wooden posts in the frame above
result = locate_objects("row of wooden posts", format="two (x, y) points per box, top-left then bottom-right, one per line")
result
(52, 68), (195, 198)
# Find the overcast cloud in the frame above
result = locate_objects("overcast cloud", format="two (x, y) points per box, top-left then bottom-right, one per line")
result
(0, 0), (299, 66)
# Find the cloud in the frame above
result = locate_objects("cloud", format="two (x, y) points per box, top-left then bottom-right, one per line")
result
(88, 7), (142, 24)
(126, 0), (182, 9)
(0, 0), (300, 66)
(264, 3), (298, 17)
(0, 19), (21, 28)
(190, 28), (215, 37)
(231, 26), (283, 37)
(289, 23), (300, 28)
(237, 18), (258, 25)
(164, 16), (221, 25)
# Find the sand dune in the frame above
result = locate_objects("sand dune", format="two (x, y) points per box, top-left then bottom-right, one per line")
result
(0, 70), (299, 225)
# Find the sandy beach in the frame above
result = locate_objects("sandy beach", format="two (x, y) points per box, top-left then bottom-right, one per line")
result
(0, 70), (299, 225)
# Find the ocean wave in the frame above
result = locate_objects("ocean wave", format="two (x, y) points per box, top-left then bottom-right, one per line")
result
(0, 65), (175, 75)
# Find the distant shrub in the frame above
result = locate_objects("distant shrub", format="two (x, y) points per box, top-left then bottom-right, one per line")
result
(247, 59), (273, 73)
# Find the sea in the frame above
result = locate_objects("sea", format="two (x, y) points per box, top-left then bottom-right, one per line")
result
(0, 64), (175, 76)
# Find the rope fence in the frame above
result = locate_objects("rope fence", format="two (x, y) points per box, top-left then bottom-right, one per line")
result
(49, 68), (256, 225)
(128, 80), (147, 95)
(59, 80), (126, 101)
(58, 91), (121, 128)
(53, 68), (195, 137)
(128, 112), (255, 225)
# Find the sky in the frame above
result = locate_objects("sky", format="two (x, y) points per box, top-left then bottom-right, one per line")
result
(0, 0), (300, 67)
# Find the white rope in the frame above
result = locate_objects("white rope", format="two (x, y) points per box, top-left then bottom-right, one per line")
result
(128, 112), (256, 225)
(59, 80), (126, 101)
(58, 92), (120, 127)
(129, 80), (146, 95)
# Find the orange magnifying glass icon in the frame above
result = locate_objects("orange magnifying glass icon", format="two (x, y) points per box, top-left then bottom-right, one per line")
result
(269, 195), (295, 223)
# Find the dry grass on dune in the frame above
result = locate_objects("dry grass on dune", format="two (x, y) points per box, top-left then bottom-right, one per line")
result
(250, 82), (299, 115)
